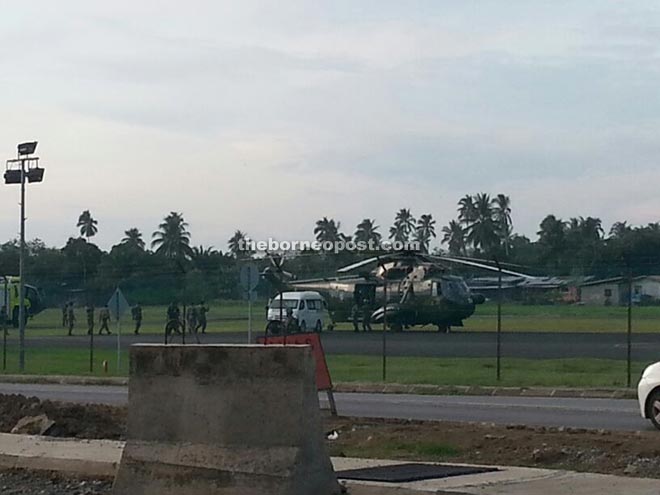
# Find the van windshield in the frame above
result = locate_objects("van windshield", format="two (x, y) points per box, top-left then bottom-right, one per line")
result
(269, 299), (299, 310)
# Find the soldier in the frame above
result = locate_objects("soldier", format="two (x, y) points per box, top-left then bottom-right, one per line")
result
(350, 303), (360, 332)
(67, 303), (76, 336)
(361, 299), (372, 332)
(186, 305), (198, 334)
(62, 302), (69, 328)
(197, 301), (209, 334)
(86, 304), (95, 335)
(98, 305), (112, 335)
(165, 302), (181, 336)
(132, 303), (143, 335)
(285, 307), (299, 334)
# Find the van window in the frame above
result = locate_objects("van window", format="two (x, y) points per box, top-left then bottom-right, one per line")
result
(269, 299), (298, 310)
(306, 300), (323, 310)
(299, 300), (305, 310)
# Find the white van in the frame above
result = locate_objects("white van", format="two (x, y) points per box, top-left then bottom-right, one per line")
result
(267, 291), (328, 332)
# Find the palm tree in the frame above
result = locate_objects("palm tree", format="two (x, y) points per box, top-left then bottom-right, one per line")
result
(121, 228), (145, 250)
(228, 230), (251, 258)
(193, 245), (218, 257)
(537, 215), (566, 250)
(314, 217), (342, 243)
(466, 193), (499, 255)
(151, 212), (193, 259)
(77, 210), (98, 239)
(457, 195), (477, 226)
(609, 221), (630, 239)
(414, 214), (436, 253)
(493, 194), (512, 256)
(354, 219), (382, 245)
(389, 208), (416, 242)
(441, 220), (466, 256)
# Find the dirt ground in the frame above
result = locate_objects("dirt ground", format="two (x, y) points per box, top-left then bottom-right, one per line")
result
(0, 394), (125, 440)
(1, 394), (659, 479)
(0, 469), (112, 495)
(324, 415), (660, 479)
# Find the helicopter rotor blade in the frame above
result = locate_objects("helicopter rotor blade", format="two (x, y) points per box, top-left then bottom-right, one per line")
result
(434, 255), (537, 279)
(337, 256), (382, 273)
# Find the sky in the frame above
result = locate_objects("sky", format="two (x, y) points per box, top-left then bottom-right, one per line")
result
(0, 1), (658, 252)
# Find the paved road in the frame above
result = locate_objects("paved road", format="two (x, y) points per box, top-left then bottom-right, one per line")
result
(0, 382), (653, 432)
(14, 331), (660, 360)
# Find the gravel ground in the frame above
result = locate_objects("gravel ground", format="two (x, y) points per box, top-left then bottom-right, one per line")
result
(0, 470), (112, 495)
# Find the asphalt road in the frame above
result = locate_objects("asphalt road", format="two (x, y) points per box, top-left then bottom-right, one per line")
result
(0, 382), (653, 432)
(15, 330), (660, 360)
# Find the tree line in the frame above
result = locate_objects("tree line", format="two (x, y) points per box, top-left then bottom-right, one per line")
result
(0, 197), (658, 307)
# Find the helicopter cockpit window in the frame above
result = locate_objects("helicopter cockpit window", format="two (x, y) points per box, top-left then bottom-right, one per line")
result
(441, 278), (470, 302)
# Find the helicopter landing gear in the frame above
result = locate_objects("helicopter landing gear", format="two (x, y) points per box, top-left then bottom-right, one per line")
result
(437, 324), (450, 333)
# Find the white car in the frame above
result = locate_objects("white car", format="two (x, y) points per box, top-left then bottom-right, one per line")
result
(638, 361), (660, 430)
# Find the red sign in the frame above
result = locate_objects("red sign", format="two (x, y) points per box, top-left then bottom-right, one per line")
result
(257, 333), (333, 391)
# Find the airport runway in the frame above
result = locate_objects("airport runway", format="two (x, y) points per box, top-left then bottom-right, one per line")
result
(0, 382), (651, 432)
(15, 330), (660, 360)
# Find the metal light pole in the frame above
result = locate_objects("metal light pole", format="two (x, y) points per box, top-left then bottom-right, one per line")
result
(4, 142), (44, 372)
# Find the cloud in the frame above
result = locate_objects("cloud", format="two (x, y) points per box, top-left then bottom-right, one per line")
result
(0, 0), (658, 253)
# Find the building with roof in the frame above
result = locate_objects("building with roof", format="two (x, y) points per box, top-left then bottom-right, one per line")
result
(579, 276), (660, 306)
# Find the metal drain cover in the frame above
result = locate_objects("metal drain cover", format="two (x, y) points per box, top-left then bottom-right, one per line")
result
(337, 463), (498, 483)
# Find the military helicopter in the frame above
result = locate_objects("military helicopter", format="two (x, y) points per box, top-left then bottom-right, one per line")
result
(263, 250), (534, 332)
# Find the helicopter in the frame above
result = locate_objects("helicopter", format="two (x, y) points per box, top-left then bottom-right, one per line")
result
(262, 250), (535, 332)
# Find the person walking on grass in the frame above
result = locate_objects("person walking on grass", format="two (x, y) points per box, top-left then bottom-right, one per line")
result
(197, 301), (209, 334)
(98, 305), (112, 335)
(132, 303), (142, 335)
(67, 303), (76, 336)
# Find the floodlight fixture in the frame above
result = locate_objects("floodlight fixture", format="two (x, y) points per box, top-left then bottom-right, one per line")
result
(4, 169), (21, 184)
(17, 141), (37, 156)
(27, 167), (44, 183)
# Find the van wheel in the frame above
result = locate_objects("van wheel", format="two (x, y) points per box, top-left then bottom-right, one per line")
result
(315, 320), (322, 333)
(299, 320), (307, 333)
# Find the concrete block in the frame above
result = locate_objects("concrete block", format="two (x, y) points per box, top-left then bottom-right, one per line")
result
(113, 344), (342, 495)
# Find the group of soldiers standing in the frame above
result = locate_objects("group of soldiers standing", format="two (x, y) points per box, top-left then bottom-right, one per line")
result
(165, 301), (209, 336)
(62, 302), (142, 336)
(350, 299), (373, 332)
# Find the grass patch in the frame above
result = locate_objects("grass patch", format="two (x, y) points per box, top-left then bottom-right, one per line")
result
(0, 346), (647, 388)
(20, 301), (660, 335)
(327, 355), (649, 388)
(340, 440), (460, 461)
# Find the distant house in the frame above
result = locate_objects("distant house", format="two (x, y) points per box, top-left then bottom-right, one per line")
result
(466, 276), (582, 303)
(579, 276), (660, 306)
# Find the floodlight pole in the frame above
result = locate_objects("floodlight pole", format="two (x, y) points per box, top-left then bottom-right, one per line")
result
(18, 158), (26, 372)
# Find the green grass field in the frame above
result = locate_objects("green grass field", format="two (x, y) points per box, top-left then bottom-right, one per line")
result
(0, 301), (652, 388)
(0, 345), (648, 388)
(22, 301), (660, 336)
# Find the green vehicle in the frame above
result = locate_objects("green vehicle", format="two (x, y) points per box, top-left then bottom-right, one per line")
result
(0, 276), (44, 328)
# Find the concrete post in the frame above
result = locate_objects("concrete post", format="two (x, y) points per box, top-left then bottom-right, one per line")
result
(113, 344), (342, 495)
